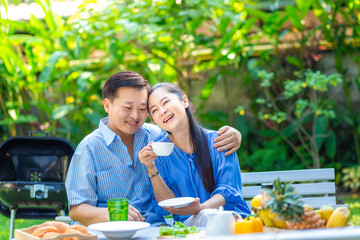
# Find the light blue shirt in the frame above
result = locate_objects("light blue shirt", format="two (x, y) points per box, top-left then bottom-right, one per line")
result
(65, 117), (167, 224)
(152, 130), (251, 223)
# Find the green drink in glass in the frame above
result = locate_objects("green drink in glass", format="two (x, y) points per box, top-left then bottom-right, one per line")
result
(107, 198), (128, 221)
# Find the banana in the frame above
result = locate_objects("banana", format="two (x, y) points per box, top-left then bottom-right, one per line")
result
(317, 205), (334, 224)
(269, 212), (288, 229)
(326, 207), (350, 228)
(258, 208), (275, 227)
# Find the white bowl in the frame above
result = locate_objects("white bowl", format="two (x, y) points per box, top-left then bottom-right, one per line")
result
(88, 221), (150, 239)
(152, 142), (174, 156)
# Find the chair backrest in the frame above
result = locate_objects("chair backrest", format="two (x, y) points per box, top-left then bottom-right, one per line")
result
(241, 168), (337, 209)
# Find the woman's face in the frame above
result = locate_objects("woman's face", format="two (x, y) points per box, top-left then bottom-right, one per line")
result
(148, 87), (189, 133)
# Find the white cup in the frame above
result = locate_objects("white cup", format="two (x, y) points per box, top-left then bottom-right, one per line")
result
(152, 142), (174, 156)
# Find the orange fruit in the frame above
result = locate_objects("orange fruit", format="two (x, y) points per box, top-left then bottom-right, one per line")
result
(250, 194), (262, 209)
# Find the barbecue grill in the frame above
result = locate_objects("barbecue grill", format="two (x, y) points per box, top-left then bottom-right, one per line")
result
(0, 132), (74, 239)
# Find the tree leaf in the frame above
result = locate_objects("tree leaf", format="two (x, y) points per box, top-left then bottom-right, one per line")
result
(244, 8), (269, 22)
(295, 0), (314, 18)
(286, 56), (302, 68)
(199, 73), (222, 101)
(285, 5), (303, 30)
(315, 116), (327, 150)
(325, 130), (336, 158)
(51, 105), (74, 120)
(39, 51), (68, 83)
(282, 121), (297, 138)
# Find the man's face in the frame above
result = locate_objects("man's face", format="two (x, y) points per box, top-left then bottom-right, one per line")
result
(104, 87), (149, 138)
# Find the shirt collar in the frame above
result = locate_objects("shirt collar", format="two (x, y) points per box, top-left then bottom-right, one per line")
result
(99, 117), (117, 146)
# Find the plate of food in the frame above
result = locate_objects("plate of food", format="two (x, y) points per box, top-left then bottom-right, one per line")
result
(88, 221), (150, 239)
(15, 221), (95, 240)
(158, 197), (195, 208)
(158, 221), (204, 239)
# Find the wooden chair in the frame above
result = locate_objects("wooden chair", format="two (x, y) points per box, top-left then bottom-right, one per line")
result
(241, 168), (345, 209)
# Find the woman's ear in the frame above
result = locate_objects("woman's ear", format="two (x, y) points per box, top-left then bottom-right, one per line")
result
(183, 95), (189, 108)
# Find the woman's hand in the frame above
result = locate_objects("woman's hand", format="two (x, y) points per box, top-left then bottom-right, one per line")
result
(214, 126), (242, 156)
(162, 198), (202, 216)
(138, 142), (158, 172)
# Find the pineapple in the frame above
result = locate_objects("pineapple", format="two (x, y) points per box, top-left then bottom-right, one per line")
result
(264, 178), (304, 225)
(263, 178), (325, 230)
(287, 207), (325, 229)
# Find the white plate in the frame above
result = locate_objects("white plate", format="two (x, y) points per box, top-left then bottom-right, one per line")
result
(158, 197), (195, 208)
(88, 221), (150, 239)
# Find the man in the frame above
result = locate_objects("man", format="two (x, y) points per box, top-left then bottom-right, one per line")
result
(65, 71), (242, 226)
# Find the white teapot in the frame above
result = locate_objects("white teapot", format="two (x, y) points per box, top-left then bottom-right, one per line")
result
(205, 206), (242, 236)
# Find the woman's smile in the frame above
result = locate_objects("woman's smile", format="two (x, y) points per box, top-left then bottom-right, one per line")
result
(163, 114), (174, 123)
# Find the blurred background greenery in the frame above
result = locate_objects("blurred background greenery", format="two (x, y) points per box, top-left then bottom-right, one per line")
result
(0, 0), (359, 192)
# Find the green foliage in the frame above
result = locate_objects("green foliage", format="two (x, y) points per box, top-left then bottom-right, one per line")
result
(0, 215), (46, 240)
(341, 196), (360, 226)
(342, 166), (360, 193)
(0, 0), (255, 144)
(0, 0), (359, 175)
(236, 69), (343, 169)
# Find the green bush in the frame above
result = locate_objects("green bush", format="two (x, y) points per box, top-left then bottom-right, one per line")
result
(342, 166), (360, 193)
(0, 0), (359, 173)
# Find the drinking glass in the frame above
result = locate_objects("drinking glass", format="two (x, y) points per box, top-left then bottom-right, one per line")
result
(107, 198), (128, 221)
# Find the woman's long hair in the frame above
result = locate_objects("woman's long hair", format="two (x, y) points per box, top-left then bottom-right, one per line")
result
(149, 83), (215, 192)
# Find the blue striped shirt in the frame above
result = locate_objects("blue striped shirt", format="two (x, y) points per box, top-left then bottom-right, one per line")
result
(65, 117), (166, 224)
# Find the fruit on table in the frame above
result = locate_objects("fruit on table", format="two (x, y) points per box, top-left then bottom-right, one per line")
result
(260, 178), (304, 229)
(287, 207), (325, 230)
(235, 215), (263, 234)
(251, 194), (262, 209)
(257, 178), (326, 230)
(326, 207), (350, 228)
(258, 208), (287, 229)
(269, 212), (288, 229)
(257, 208), (275, 227)
(303, 204), (314, 211)
(317, 205), (334, 224)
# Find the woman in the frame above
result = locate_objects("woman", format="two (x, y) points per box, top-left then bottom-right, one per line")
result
(138, 83), (250, 226)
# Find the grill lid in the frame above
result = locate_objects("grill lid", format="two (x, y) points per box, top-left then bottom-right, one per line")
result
(0, 133), (74, 182)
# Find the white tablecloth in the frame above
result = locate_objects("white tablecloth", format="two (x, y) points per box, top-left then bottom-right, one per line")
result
(90, 226), (360, 240)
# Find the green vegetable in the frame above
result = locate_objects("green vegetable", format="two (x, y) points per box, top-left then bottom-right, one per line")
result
(159, 222), (200, 238)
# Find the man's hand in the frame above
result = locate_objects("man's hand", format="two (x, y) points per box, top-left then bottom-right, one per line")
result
(69, 203), (144, 226)
(214, 126), (242, 156)
(128, 205), (145, 221)
(69, 203), (109, 226)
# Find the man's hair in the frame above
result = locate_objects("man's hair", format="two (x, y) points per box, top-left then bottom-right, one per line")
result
(102, 71), (151, 101)
(149, 83), (215, 193)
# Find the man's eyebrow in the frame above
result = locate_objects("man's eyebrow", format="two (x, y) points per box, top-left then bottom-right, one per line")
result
(123, 101), (147, 106)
